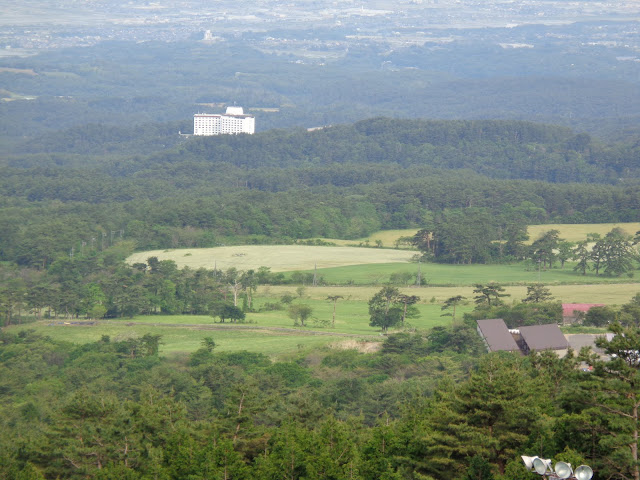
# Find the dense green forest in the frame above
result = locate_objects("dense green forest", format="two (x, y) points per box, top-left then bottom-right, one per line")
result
(2, 118), (640, 268)
(2, 117), (640, 327)
(3, 320), (640, 480)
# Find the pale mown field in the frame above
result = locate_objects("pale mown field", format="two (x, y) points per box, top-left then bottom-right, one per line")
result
(317, 229), (418, 247)
(128, 223), (640, 273)
(127, 245), (416, 272)
(528, 223), (640, 242)
(322, 224), (640, 248)
(331, 224), (640, 247)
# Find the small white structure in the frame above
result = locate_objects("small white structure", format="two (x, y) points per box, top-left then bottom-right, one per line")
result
(193, 107), (255, 136)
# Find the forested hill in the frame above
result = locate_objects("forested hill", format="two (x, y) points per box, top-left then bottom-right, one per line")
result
(10, 118), (640, 185)
(3, 118), (640, 266)
(167, 118), (618, 183)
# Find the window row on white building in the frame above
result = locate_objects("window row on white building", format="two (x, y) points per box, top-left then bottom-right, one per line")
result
(193, 107), (255, 136)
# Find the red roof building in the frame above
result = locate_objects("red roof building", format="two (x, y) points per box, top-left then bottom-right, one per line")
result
(562, 303), (605, 325)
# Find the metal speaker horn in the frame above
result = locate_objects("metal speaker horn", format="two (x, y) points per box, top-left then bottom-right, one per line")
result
(574, 465), (594, 480)
(555, 461), (573, 479)
(533, 457), (552, 475)
(521, 456), (538, 471)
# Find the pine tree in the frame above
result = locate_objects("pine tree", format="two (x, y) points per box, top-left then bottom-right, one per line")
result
(578, 323), (640, 480)
(423, 354), (543, 476)
(464, 455), (495, 480)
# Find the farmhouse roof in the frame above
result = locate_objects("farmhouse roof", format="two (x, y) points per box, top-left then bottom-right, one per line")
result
(562, 303), (605, 316)
(476, 318), (521, 352)
(519, 324), (569, 351)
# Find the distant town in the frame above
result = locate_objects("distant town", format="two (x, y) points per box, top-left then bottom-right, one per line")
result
(2, 0), (638, 59)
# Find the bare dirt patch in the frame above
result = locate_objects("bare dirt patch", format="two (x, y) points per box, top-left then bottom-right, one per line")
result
(329, 339), (383, 353)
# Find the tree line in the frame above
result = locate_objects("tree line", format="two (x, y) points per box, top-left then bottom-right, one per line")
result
(0, 245), (315, 325)
(412, 224), (640, 272)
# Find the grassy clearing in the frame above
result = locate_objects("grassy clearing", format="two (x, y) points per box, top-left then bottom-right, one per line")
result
(10, 282), (640, 357)
(261, 283), (640, 306)
(528, 223), (640, 242)
(9, 295), (461, 357)
(127, 245), (415, 272)
(128, 223), (640, 274)
(322, 223), (640, 248)
(252, 297), (450, 334)
(365, 229), (419, 246)
(10, 303), (400, 358)
(315, 229), (418, 247)
(58, 223), (640, 357)
(307, 261), (639, 286)
(14, 319), (342, 358)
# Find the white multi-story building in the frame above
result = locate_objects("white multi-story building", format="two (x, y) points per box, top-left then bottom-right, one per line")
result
(193, 107), (255, 136)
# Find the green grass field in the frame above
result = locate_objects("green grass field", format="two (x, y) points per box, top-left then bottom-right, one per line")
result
(26, 223), (640, 358)
(128, 223), (640, 275)
(261, 283), (640, 305)
(10, 280), (639, 358)
(11, 299), (454, 358)
(307, 261), (638, 286)
(15, 319), (344, 359)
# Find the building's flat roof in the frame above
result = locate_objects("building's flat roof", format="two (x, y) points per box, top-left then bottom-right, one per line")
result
(566, 333), (611, 354)
(519, 324), (569, 351)
(477, 318), (521, 352)
(194, 113), (254, 118)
